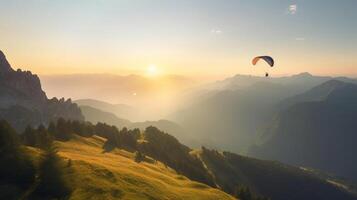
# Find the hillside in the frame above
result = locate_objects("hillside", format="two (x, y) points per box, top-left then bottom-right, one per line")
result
(2, 117), (357, 200)
(249, 80), (357, 182)
(196, 148), (356, 200)
(53, 135), (235, 200)
(42, 132), (357, 200)
(3, 135), (234, 200)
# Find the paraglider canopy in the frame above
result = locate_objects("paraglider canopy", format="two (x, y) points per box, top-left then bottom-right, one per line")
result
(252, 56), (274, 67)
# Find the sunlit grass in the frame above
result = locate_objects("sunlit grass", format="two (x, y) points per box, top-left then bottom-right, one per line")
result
(51, 135), (235, 200)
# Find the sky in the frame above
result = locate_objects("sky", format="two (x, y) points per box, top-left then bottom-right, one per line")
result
(0, 0), (356, 79)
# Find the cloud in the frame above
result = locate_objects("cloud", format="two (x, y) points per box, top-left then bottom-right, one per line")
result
(295, 37), (305, 41)
(211, 29), (223, 34)
(288, 4), (297, 14)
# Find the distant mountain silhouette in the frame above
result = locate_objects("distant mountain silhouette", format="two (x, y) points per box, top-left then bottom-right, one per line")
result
(0, 50), (83, 131)
(208, 72), (357, 92)
(75, 99), (136, 121)
(249, 80), (357, 182)
(79, 105), (132, 127)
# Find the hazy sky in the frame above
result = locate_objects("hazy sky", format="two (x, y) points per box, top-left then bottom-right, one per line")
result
(0, 0), (356, 78)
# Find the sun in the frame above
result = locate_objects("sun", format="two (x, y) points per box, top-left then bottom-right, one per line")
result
(147, 64), (158, 76)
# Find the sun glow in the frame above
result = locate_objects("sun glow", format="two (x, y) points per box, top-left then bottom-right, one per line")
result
(147, 64), (159, 76)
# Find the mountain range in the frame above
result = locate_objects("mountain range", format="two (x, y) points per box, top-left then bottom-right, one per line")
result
(171, 73), (357, 152)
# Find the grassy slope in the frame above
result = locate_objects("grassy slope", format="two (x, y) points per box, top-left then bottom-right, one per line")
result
(54, 135), (235, 200)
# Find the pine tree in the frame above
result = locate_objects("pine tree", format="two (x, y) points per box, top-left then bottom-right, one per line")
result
(33, 142), (71, 198)
(55, 118), (72, 141)
(22, 125), (37, 147)
(48, 121), (56, 136)
(37, 124), (53, 150)
(0, 120), (35, 190)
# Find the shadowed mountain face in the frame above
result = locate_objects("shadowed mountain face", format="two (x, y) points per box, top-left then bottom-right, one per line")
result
(198, 148), (357, 200)
(171, 74), (357, 153)
(279, 79), (350, 110)
(249, 80), (357, 182)
(0, 50), (84, 131)
(173, 82), (292, 152)
(0, 52), (46, 110)
(137, 127), (357, 200)
(0, 51), (13, 73)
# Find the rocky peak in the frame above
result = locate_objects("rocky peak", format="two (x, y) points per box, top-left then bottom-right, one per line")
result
(0, 51), (47, 104)
(0, 50), (84, 131)
(0, 50), (14, 74)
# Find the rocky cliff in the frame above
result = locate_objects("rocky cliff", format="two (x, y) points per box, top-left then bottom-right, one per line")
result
(0, 50), (84, 131)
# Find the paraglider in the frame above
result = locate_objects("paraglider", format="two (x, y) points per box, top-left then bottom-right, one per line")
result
(252, 56), (274, 77)
(252, 56), (274, 67)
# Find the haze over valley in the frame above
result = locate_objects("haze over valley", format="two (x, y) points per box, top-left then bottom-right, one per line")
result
(1, 1), (357, 199)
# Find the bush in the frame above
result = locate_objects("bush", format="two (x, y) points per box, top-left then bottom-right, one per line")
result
(134, 151), (145, 163)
